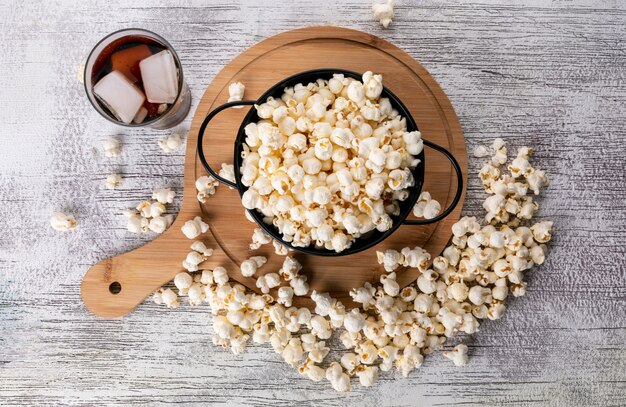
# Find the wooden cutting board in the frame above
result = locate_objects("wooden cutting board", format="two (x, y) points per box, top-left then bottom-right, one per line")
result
(81, 26), (467, 318)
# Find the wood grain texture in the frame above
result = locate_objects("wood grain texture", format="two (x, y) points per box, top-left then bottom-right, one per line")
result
(1, 0), (625, 406)
(81, 26), (467, 317)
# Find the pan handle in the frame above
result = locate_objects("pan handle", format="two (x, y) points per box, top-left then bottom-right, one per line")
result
(403, 139), (464, 225)
(197, 100), (256, 188)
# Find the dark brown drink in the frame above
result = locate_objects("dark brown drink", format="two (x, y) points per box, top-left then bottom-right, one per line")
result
(84, 29), (191, 129)
(91, 36), (169, 121)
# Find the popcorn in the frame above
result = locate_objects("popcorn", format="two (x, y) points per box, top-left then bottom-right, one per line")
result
(468, 286), (492, 305)
(343, 309), (366, 333)
(277, 287), (294, 307)
(191, 241), (214, 257)
(219, 163), (236, 186)
(372, 0), (395, 28)
(290, 275), (310, 296)
(148, 216), (168, 233)
(380, 272), (400, 297)
(256, 272), (280, 294)
(174, 272), (193, 294)
(378, 345), (399, 371)
(396, 344), (423, 377)
(158, 133), (183, 153)
(227, 81), (245, 104)
(487, 302), (507, 319)
(249, 227), (272, 250)
(181, 216), (209, 239)
(103, 137), (121, 158)
(308, 340), (330, 363)
(240, 256), (267, 277)
(413, 191), (439, 218)
(299, 360), (325, 382)
(182, 250), (205, 272)
(376, 249), (401, 272)
(311, 315), (333, 339)
(443, 344), (468, 366)
(104, 174), (122, 189)
(527, 169), (549, 195)
(196, 175), (219, 203)
(150, 137), (553, 394)
(214, 316), (235, 339)
(326, 362), (351, 393)
(187, 283), (204, 305)
(50, 212), (77, 232)
(340, 352), (361, 374)
(160, 288), (179, 308)
(356, 365), (379, 386)
(350, 282), (376, 308)
(241, 72), (420, 253)
(126, 213), (149, 233)
(531, 221), (553, 243)
(282, 338), (305, 367)
(213, 267), (229, 286)
(124, 190), (177, 234)
(273, 239), (291, 255)
(278, 256), (302, 281)
(473, 145), (489, 158)
(152, 188), (176, 204)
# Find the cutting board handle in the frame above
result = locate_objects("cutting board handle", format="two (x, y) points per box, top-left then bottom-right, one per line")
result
(80, 217), (231, 318)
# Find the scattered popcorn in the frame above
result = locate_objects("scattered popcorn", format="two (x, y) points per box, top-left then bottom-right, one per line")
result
(152, 188), (176, 204)
(473, 145), (489, 158)
(531, 221), (554, 243)
(191, 241), (214, 257)
(213, 266), (229, 286)
(273, 239), (291, 255)
(412, 191), (441, 219)
(151, 138), (553, 394)
(181, 216), (209, 239)
(104, 174), (123, 190)
(241, 72), (422, 253)
(160, 288), (179, 309)
(372, 0), (395, 28)
(356, 365), (379, 387)
(326, 362), (351, 393)
(290, 275), (310, 296)
(50, 212), (77, 232)
(218, 163), (236, 188)
(103, 137), (121, 158)
(443, 344), (469, 367)
(158, 133), (183, 153)
(196, 175), (220, 203)
(250, 227), (272, 250)
(125, 190), (175, 234)
(256, 272), (280, 294)
(240, 256), (267, 277)
(227, 81), (245, 104)
(148, 216), (169, 233)
(277, 286), (294, 307)
(174, 272), (193, 294)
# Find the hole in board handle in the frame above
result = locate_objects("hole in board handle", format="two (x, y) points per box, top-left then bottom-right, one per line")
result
(109, 281), (122, 294)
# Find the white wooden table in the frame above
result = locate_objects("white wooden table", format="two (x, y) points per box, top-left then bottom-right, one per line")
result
(1, 1), (625, 405)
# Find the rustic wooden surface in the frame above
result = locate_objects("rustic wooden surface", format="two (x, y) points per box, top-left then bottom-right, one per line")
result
(82, 26), (468, 317)
(1, 0), (625, 405)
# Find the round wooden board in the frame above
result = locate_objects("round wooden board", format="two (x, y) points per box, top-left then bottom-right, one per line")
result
(81, 26), (467, 318)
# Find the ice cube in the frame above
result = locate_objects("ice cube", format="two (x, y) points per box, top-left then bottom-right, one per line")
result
(111, 44), (152, 83)
(139, 50), (178, 104)
(157, 103), (168, 114)
(133, 106), (148, 124)
(93, 70), (145, 124)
